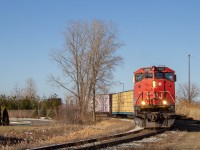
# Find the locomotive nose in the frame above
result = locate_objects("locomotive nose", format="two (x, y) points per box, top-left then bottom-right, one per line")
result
(152, 81), (163, 88)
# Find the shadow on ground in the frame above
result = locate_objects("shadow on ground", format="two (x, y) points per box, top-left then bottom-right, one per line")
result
(0, 136), (23, 145)
(172, 115), (200, 132)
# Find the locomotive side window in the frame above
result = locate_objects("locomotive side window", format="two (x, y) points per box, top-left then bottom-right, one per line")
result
(135, 73), (144, 82)
(145, 72), (153, 78)
(165, 72), (173, 81)
(155, 72), (164, 79)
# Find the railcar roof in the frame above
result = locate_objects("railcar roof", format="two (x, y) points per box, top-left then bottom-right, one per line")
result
(134, 66), (175, 74)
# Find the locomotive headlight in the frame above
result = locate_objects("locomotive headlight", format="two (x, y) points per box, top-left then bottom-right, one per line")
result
(163, 100), (167, 105)
(141, 101), (146, 105)
(152, 81), (156, 88)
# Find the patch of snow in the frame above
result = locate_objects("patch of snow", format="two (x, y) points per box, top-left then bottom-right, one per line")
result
(170, 131), (177, 134)
(10, 121), (32, 125)
(126, 125), (144, 133)
(159, 133), (167, 137)
(137, 137), (160, 143)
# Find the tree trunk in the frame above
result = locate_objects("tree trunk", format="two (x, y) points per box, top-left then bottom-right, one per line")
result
(92, 87), (96, 122)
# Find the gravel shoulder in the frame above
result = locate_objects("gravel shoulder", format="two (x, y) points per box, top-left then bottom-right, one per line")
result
(139, 118), (200, 150)
(104, 117), (200, 150)
(159, 118), (200, 150)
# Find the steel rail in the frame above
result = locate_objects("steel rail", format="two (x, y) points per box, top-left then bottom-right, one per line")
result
(27, 128), (143, 150)
(27, 128), (168, 150)
(69, 128), (167, 150)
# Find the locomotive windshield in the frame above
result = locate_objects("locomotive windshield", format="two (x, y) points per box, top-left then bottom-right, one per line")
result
(135, 72), (153, 83)
(135, 73), (143, 82)
(136, 72), (174, 83)
(155, 72), (174, 81)
(155, 72), (164, 79)
(165, 72), (173, 81)
(145, 72), (153, 78)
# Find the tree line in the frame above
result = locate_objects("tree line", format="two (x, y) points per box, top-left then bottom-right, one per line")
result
(0, 94), (61, 111)
(0, 77), (62, 117)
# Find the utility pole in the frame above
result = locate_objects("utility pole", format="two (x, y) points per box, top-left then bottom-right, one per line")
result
(119, 82), (124, 92)
(188, 54), (191, 102)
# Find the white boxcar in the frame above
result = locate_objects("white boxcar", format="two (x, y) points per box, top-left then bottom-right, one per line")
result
(88, 94), (111, 114)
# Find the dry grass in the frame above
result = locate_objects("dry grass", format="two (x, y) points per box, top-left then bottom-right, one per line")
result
(3, 100), (200, 149)
(0, 118), (134, 150)
(176, 100), (200, 120)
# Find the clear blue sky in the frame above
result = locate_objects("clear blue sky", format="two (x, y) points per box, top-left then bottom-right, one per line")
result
(0, 0), (200, 99)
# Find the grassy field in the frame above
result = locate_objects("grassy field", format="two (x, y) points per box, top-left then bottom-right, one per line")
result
(0, 118), (135, 150)
(176, 100), (200, 120)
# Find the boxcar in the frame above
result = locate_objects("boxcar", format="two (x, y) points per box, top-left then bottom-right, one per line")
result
(111, 90), (134, 117)
(88, 94), (111, 115)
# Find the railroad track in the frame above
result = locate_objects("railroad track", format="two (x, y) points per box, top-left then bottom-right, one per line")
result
(28, 127), (169, 150)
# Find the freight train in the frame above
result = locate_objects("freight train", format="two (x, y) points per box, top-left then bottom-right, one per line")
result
(93, 66), (176, 128)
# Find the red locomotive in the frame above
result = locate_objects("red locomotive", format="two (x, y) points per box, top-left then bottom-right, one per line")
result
(133, 66), (176, 127)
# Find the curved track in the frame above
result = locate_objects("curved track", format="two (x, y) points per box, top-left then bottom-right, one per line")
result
(28, 127), (169, 150)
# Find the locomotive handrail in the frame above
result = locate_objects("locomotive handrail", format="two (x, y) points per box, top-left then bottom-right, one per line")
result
(135, 91), (175, 104)
(135, 92), (142, 105)
(158, 91), (175, 104)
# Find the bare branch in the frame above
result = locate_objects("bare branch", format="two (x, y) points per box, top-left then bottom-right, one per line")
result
(177, 83), (200, 101)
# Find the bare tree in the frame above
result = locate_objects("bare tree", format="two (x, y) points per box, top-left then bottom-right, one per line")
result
(12, 83), (23, 100)
(177, 83), (200, 101)
(50, 21), (90, 119)
(24, 78), (37, 99)
(12, 83), (24, 114)
(50, 20), (123, 122)
(88, 21), (123, 121)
